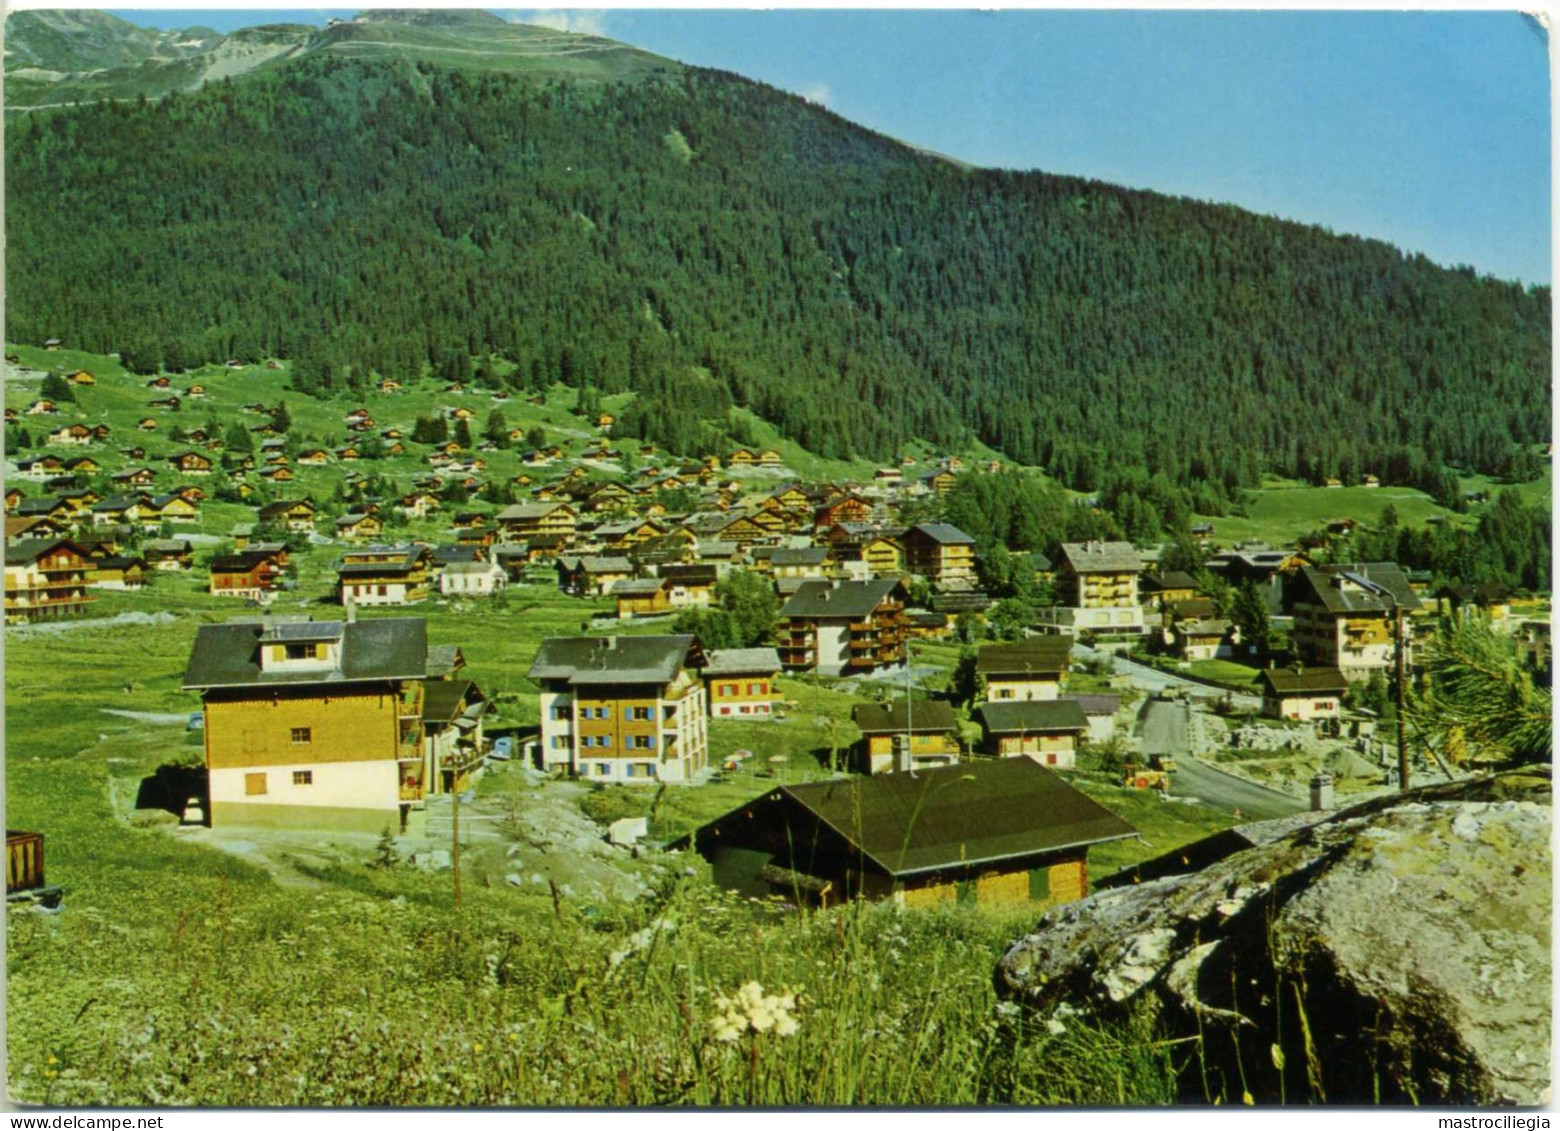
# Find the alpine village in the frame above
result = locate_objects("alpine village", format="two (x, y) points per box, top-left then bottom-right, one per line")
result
(4, 9), (1552, 1111)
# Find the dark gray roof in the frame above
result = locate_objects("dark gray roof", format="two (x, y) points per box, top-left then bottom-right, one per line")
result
(1295, 564), (1422, 615)
(976, 638), (1071, 678)
(978, 700), (1089, 734)
(1059, 541), (1142, 574)
(183, 617), (428, 690)
(1066, 694), (1122, 717)
(5, 537), (82, 565)
(13, 497), (65, 516)
(702, 647), (782, 676)
(851, 698), (958, 734)
(764, 758), (1136, 877)
(770, 547), (829, 566)
(780, 579), (902, 619)
(527, 635), (697, 687)
(422, 679), (480, 724)
(1259, 667), (1350, 696)
(907, 522), (975, 545)
(609, 578), (668, 596)
(1142, 571), (1199, 592)
(498, 502), (572, 521)
(425, 644), (464, 678)
(335, 546), (424, 575)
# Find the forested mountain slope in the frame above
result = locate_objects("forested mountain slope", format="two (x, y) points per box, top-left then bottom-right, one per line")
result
(6, 14), (1550, 504)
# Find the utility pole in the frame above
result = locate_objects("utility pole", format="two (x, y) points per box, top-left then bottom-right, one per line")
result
(452, 776), (462, 910)
(1395, 602), (1409, 792)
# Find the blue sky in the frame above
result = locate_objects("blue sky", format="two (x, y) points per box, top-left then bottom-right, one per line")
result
(101, 6), (1552, 285)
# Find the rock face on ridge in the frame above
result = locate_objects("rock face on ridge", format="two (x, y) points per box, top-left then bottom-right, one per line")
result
(997, 771), (1552, 1105)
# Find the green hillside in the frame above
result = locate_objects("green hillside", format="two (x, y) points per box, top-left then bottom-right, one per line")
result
(5, 11), (1551, 522)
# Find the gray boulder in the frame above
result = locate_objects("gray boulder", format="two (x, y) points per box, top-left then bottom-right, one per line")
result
(997, 770), (1551, 1105)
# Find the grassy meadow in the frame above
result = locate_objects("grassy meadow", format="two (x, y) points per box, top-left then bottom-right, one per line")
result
(4, 588), (1223, 1106)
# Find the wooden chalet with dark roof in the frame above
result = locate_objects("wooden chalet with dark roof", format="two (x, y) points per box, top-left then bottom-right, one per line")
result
(976, 637), (1071, 701)
(702, 646), (781, 719)
(184, 616), (439, 834)
(689, 758), (1135, 909)
(209, 548), (288, 601)
(335, 545), (432, 607)
(977, 699), (1090, 768)
(4, 538), (95, 624)
(852, 698), (961, 775)
(1258, 667), (1350, 722)
(1290, 563), (1420, 680)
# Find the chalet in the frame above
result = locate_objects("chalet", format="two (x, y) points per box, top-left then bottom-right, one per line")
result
(610, 577), (675, 618)
(170, 450), (214, 476)
(88, 555), (149, 590)
(437, 560), (507, 598)
(977, 637), (1071, 701)
(4, 538), (95, 624)
(147, 376), (172, 389)
(297, 449), (330, 466)
(400, 492), (442, 520)
(185, 384), (207, 398)
(1, 517), (66, 544)
(527, 634), (709, 782)
(3, 487), (22, 515)
(420, 678), (489, 797)
(90, 493), (149, 527)
(43, 338), (61, 350)
(1259, 667), (1350, 722)
(777, 579), (909, 676)
(334, 513), (384, 543)
(138, 418), (158, 432)
(573, 482), (636, 514)
(497, 502), (576, 544)
(977, 700), (1090, 768)
(1140, 571), (1199, 614)
(1068, 693), (1124, 744)
(147, 493), (201, 526)
(260, 466), (296, 484)
(1324, 478), (1343, 489)
(16, 456), (66, 480)
(689, 758), (1135, 909)
(1168, 618), (1240, 661)
(25, 400), (59, 416)
(47, 423), (93, 445)
(148, 396), (182, 412)
(918, 469), (957, 496)
(658, 563), (719, 607)
(596, 517), (667, 553)
(1039, 541), (1146, 637)
(770, 546), (831, 580)
(701, 647), (782, 720)
(62, 457), (102, 475)
(557, 555), (635, 597)
(209, 550), (287, 601)
(334, 445), (362, 462)
(727, 449), (756, 467)
(336, 545), (433, 606)
(872, 467), (903, 485)
(378, 379), (402, 395)
(258, 500), (318, 532)
(13, 496), (74, 525)
(183, 617), (439, 834)
(1290, 563), (1421, 680)
(902, 523), (977, 586)
(57, 488), (101, 515)
(67, 369), (96, 386)
(144, 539), (195, 571)
(852, 699), (961, 775)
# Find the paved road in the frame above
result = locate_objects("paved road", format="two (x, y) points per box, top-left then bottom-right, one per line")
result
(1136, 695), (1303, 818)
(1172, 755), (1306, 819)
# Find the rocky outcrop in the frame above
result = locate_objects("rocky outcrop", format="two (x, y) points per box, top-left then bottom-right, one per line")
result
(997, 770), (1551, 1105)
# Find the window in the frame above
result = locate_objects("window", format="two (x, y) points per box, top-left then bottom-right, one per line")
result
(630, 735), (655, 750)
(997, 689), (1014, 700)
(749, 682), (766, 695)
(552, 706), (571, 720)
(592, 762), (609, 777)
(721, 683), (737, 697)
(291, 727), (312, 745)
(244, 772), (267, 796)
(626, 706), (652, 721)
(292, 771), (313, 786)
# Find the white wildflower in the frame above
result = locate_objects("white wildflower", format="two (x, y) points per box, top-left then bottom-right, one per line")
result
(707, 981), (801, 1042)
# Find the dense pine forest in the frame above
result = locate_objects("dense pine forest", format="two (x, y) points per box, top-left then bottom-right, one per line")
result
(6, 48), (1551, 505)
